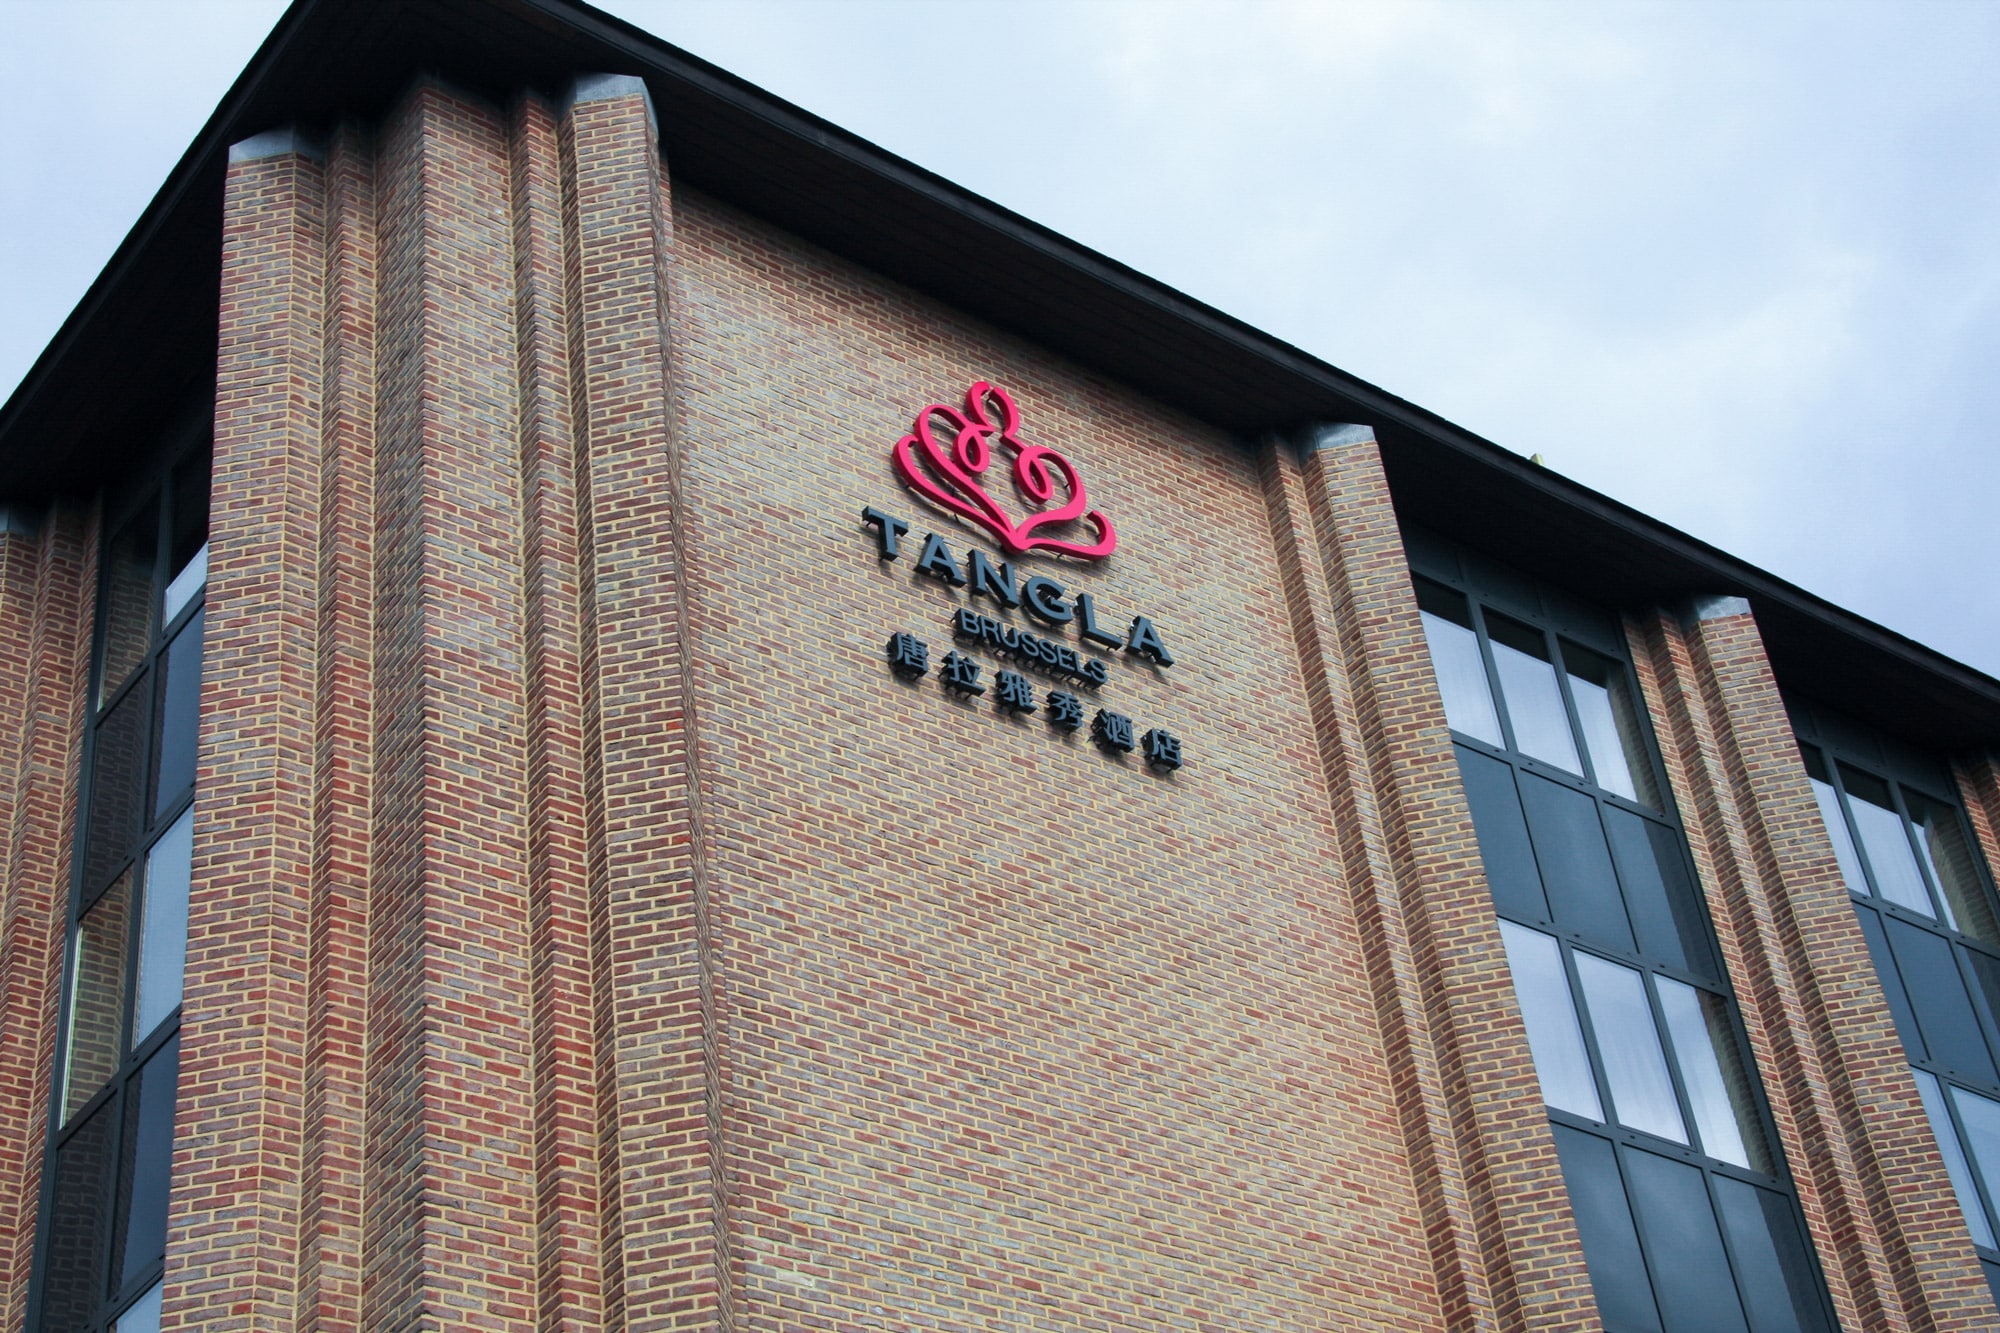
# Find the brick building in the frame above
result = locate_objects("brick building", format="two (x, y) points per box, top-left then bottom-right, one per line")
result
(3, 0), (1999, 1329)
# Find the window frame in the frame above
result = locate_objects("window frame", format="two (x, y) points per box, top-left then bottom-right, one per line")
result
(1410, 554), (1838, 1333)
(1800, 733), (2000, 1299)
(28, 427), (207, 1333)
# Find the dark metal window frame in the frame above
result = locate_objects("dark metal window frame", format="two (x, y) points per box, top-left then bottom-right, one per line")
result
(1412, 550), (1838, 1333)
(28, 422), (207, 1333)
(1800, 732), (2000, 1291)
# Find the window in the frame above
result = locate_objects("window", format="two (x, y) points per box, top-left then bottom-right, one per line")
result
(1799, 730), (2000, 1307)
(1411, 554), (1835, 1333)
(31, 439), (207, 1333)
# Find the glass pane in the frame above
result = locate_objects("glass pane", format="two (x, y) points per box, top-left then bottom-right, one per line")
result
(1808, 780), (1867, 897)
(63, 873), (131, 1122)
(1455, 747), (1550, 923)
(112, 1281), (162, 1333)
(97, 500), (158, 710)
(1842, 766), (1932, 916)
(1886, 917), (2000, 1085)
(1950, 1085), (2000, 1254)
(1563, 643), (1659, 806)
(112, 1033), (179, 1291)
(133, 810), (193, 1046)
(168, 448), (210, 594)
(1906, 793), (1999, 947)
(1575, 954), (1687, 1144)
(1605, 809), (1717, 981)
(1487, 614), (1582, 773)
(1712, 1177), (1833, 1333)
(1853, 908), (1926, 1059)
(1415, 581), (1501, 746)
(1912, 1070), (1996, 1249)
(112, 1280), (161, 1328)
(1624, 1147), (1750, 1333)
(1498, 922), (1603, 1120)
(150, 607), (203, 820)
(84, 686), (148, 894)
(41, 1101), (116, 1333)
(1519, 773), (1635, 953)
(1550, 1125), (1663, 1333)
(1657, 977), (1770, 1172)
(163, 548), (206, 631)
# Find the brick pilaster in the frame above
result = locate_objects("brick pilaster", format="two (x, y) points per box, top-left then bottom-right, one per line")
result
(0, 506), (91, 1332)
(170, 132), (325, 1333)
(365, 82), (540, 1333)
(1631, 599), (1993, 1329)
(508, 91), (609, 1333)
(298, 122), (377, 1333)
(558, 74), (728, 1331)
(1266, 425), (1599, 1331)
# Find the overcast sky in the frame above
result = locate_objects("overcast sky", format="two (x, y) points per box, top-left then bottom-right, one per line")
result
(4, 0), (1996, 677)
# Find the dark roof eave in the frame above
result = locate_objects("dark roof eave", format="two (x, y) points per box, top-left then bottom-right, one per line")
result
(3, 0), (1996, 749)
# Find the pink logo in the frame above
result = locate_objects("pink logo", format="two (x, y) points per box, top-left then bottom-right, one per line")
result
(892, 381), (1116, 561)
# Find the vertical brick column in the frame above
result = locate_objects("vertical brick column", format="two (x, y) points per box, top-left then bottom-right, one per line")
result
(1631, 597), (1992, 1329)
(298, 122), (377, 1333)
(365, 83), (540, 1333)
(508, 91), (608, 1333)
(1264, 424), (1598, 1332)
(170, 129), (326, 1333)
(558, 74), (727, 1331)
(0, 505), (91, 1332)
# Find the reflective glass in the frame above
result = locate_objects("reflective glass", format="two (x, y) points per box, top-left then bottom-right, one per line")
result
(1658, 978), (1767, 1171)
(1575, 953), (1687, 1144)
(1456, 747), (1550, 923)
(150, 607), (202, 820)
(161, 543), (206, 629)
(1563, 643), (1658, 805)
(42, 1103), (115, 1333)
(1853, 909), (1925, 1059)
(1713, 1177), (1833, 1333)
(1624, 1147), (1750, 1333)
(112, 1282), (162, 1333)
(84, 687), (147, 894)
(1519, 773), (1634, 953)
(1913, 1070), (1995, 1249)
(1842, 766), (1932, 916)
(1950, 1084), (2000, 1252)
(1499, 922), (1603, 1120)
(1605, 809), (1716, 981)
(1887, 918), (1999, 1085)
(1415, 581), (1501, 746)
(168, 450), (209, 598)
(111, 1034), (179, 1291)
(1906, 792), (1999, 947)
(1800, 749), (1867, 896)
(133, 810), (192, 1047)
(1551, 1125), (1662, 1333)
(96, 502), (157, 710)
(63, 874), (131, 1122)
(1487, 614), (1581, 773)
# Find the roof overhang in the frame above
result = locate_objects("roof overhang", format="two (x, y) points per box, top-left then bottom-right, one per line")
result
(4, 0), (1996, 750)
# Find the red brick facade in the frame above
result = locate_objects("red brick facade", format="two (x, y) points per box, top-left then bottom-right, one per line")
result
(2, 44), (1998, 1333)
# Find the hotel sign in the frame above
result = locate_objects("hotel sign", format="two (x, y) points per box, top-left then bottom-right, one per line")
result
(862, 380), (1184, 774)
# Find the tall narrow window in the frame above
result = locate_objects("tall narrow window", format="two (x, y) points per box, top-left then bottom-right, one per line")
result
(1800, 733), (2000, 1307)
(1411, 559), (1835, 1333)
(32, 438), (207, 1333)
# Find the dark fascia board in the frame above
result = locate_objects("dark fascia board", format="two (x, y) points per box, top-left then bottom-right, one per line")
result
(3, 0), (1997, 749)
